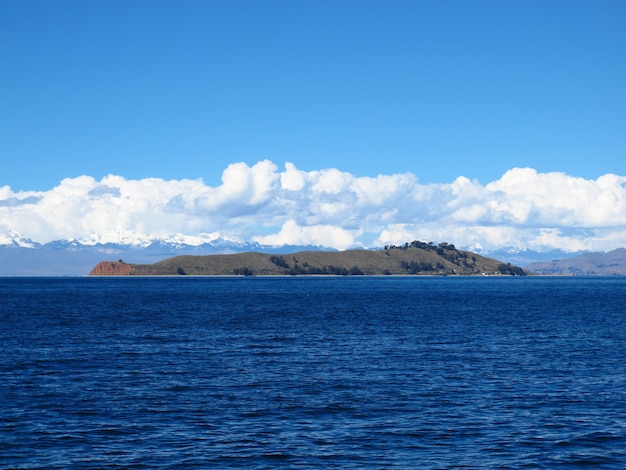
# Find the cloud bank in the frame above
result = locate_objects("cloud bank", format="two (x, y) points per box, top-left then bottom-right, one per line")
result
(1, 161), (625, 252)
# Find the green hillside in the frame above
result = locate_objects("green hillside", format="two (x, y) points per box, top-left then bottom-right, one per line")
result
(89, 241), (526, 276)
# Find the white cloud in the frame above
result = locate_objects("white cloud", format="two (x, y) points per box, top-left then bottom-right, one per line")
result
(1, 161), (625, 252)
(280, 162), (306, 191)
(253, 219), (358, 250)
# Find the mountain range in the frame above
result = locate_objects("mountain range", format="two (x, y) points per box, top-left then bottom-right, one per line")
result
(0, 230), (622, 276)
(0, 232), (331, 276)
(524, 248), (626, 276)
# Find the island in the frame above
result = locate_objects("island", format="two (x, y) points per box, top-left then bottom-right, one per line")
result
(89, 241), (526, 276)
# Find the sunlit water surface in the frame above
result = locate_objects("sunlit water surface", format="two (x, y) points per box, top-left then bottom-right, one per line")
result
(1, 277), (625, 468)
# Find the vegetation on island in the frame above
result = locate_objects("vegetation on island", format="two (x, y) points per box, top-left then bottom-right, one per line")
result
(89, 240), (527, 276)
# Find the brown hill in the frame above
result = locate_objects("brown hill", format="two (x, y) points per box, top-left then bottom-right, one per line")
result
(89, 260), (134, 275)
(89, 242), (526, 276)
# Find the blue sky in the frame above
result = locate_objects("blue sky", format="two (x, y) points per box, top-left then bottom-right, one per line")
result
(1, 1), (625, 253)
(2, 0), (624, 190)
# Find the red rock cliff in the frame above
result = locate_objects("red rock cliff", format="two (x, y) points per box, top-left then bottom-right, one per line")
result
(89, 261), (135, 276)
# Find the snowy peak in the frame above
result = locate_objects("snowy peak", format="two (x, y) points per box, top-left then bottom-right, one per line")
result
(467, 245), (585, 266)
(72, 231), (241, 248)
(0, 233), (330, 276)
(0, 229), (40, 248)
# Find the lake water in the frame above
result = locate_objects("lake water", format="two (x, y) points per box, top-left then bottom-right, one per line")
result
(1, 276), (625, 468)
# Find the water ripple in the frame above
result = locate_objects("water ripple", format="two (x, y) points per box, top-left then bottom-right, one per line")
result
(1, 277), (625, 468)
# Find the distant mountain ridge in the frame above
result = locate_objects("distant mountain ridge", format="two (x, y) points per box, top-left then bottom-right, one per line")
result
(525, 248), (626, 276)
(0, 229), (619, 276)
(0, 234), (331, 276)
(471, 247), (587, 267)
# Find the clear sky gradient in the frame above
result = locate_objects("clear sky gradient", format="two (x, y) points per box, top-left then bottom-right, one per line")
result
(2, 0), (624, 191)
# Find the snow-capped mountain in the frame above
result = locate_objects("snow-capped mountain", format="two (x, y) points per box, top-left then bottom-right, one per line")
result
(469, 245), (585, 266)
(0, 229), (40, 248)
(0, 228), (594, 276)
(0, 230), (331, 276)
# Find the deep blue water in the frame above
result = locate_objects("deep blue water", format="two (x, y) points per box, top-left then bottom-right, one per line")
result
(1, 276), (626, 469)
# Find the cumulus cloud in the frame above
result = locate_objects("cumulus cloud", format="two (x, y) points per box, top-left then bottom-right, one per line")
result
(253, 219), (359, 250)
(1, 161), (625, 252)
